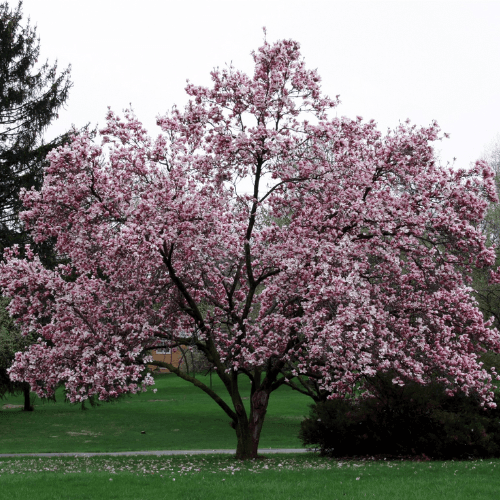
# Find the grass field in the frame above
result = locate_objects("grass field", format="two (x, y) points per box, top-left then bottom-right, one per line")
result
(0, 454), (499, 500)
(0, 373), (310, 453)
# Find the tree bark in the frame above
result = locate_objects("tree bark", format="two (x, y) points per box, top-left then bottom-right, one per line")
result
(234, 389), (270, 459)
(22, 382), (33, 411)
(235, 416), (253, 459)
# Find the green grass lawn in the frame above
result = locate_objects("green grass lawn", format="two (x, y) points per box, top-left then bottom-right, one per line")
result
(2, 375), (500, 499)
(0, 454), (499, 500)
(0, 373), (311, 453)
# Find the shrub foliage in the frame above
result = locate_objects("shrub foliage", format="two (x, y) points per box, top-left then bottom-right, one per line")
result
(300, 374), (500, 459)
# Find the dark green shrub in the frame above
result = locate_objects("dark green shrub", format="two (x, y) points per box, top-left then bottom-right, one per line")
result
(300, 377), (500, 459)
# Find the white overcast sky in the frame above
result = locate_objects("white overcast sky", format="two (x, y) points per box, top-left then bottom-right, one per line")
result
(20, 0), (500, 169)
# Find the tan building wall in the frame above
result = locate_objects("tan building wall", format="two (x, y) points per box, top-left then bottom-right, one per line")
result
(148, 347), (184, 373)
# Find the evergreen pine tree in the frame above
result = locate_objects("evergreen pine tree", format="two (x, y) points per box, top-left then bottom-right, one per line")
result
(0, 0), (71, 254)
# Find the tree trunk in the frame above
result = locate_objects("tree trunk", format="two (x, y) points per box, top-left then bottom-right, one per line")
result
(22, 382), (33, 411)
(234, 389), (270, 459)
(235, 417), (254, 459)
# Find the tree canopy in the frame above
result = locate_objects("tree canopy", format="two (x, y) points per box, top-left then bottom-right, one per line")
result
(1, 37), (499, 458)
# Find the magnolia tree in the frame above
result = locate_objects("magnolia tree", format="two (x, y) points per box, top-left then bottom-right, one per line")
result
(1, 38), (500, 459)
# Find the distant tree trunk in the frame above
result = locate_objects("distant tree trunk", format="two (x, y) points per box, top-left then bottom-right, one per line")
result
(22, 382), (33, 411)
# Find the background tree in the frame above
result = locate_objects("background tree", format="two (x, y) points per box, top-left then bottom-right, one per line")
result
(1, 38), (499, 459)
(0, 296), (35, 410)
(0, 0), (71, 255)
(481, 136), (500, 244)
(0, 0), (72, 406)
(472, 136), (500, 327)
